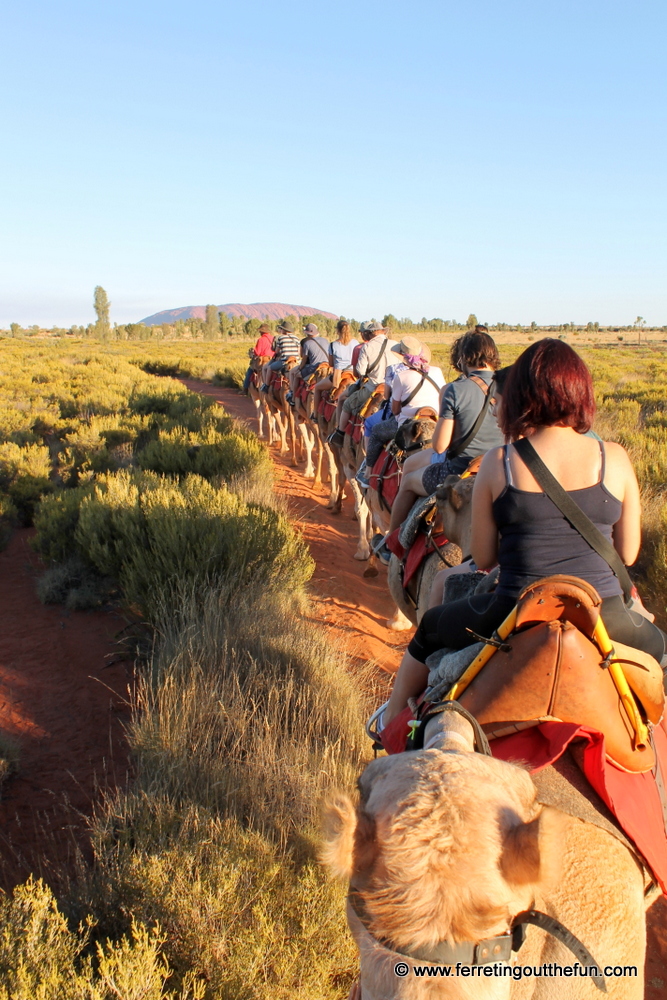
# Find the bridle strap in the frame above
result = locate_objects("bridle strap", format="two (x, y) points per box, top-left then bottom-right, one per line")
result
(348, 892), (607, 993)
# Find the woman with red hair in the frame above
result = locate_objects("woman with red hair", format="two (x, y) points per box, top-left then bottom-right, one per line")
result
(383, 338), (665, 726)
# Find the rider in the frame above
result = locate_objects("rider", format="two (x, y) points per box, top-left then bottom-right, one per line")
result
(382, 338), (667, 726)
(328, 321), (398, 448)
(260, 320), (301, 392)
(356, 337), (445, 489)
(242, 324), (274, 394)
(311, 320), (359, 420)
(384, 328), (503, 538)
(286, 323), (331, 405)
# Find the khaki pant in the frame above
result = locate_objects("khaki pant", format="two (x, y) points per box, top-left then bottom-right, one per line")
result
(342, 382), (375, 415)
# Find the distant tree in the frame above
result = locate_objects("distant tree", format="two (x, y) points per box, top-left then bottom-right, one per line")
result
(530, 321), (538, 332)
(466, 313), (478, 329)
(10, 323), (21, 338)
(93, 286), (111, 340)
(382, 314), (397, 330)
(204, 304), (219, 341)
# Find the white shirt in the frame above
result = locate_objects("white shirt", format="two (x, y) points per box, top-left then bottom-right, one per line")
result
(354, 335), (399, 386)
(391, 365), (446, 424)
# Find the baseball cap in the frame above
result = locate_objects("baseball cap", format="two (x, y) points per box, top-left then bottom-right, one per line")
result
(365, 321), (386, 333)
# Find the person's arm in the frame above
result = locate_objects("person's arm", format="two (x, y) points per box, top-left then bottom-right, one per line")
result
(354, 343), (368, 378)
(432, 417), (455, 454)
(470, 448), (503, 570)
(607, 443), (642, 565)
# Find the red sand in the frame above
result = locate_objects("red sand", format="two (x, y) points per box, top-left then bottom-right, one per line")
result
(0, 531), (130, 889)
(185, 379), (667, 998)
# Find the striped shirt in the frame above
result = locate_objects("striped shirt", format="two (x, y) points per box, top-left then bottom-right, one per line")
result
(274, 333), (301, 362)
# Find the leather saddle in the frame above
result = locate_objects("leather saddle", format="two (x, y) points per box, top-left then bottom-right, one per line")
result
(458, 576), (664, 773)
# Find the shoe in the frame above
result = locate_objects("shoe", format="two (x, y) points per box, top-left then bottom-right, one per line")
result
(309, 412), (318, 423)
(328, 428), (345, 448)
(286, 391), (295, 406)
(372, 534), (391, 566)
(356, 470), (370, 489)
(260, 384), (269, 393)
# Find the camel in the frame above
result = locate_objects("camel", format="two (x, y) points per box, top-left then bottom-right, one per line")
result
(322, 707), (650, 1000)
(247, 356), (278, 444)
(293, 365), (328, 482)
(264, 360), (299, 464)
(386, 472), (476, 627)
(315, 372), (358, 512)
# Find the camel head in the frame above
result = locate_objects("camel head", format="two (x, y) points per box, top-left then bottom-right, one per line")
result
(435, 475), (476, 558)
(322, 735), (564, 967)
(394, 416), (437, 455)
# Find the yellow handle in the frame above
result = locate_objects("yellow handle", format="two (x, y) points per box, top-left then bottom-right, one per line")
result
(445, 606), (518, 702)
(592, 618), (650, 750)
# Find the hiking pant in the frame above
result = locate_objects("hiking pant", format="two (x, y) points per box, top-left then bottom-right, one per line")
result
(408, 592), (667, 668)
(242, 365), (254, 392)
(366, 415), (399, 469)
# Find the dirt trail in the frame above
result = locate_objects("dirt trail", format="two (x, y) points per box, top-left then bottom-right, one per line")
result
(0, 531), (130, 890)
(186, 379), (667, 998)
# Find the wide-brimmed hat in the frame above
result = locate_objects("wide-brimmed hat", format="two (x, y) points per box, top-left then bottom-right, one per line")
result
(277, 320), (295, 333)
(303, 323), (319, 335)
(391, 335), (424, 357)
(258, 323), (272, 335)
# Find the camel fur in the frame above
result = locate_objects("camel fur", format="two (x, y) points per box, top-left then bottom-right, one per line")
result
(322, 713), (647, 999)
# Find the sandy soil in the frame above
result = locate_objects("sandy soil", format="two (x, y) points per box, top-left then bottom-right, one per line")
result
(185, 379), (667, 998)
(0, 531), (131, 890)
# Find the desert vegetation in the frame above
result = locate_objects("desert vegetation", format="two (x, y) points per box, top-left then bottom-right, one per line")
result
(0, 336), (664, 997)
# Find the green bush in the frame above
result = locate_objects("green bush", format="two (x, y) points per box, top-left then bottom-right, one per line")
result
(73, 471), (312, 618)
(0, 878), (203, 1000)
(33, 486), (93, 563)
(0, 442), (52, 525)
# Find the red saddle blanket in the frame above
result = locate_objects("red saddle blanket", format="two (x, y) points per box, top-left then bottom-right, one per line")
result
(269, 370), (285, 391)
(318, 395), (336, 422)
(369, 453), (401, 509)
(385, 526), (450, 587)
(296, 381), (310, 404)
(381, 712), (667, 896)
(345, 414), (364, 443)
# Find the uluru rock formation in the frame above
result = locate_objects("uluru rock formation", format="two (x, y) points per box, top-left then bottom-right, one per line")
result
(141, 302), (339, 325)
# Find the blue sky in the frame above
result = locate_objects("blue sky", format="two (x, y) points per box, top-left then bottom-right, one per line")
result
(1, 0), (665, 327)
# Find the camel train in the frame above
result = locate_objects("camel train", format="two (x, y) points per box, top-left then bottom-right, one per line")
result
(243, 324), (666, 993)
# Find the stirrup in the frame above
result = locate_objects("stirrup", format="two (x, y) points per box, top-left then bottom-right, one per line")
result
(366, 701), (389, 740)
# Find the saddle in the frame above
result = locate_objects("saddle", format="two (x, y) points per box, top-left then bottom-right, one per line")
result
(455, 576), (664, 772)
(329, 371), (356, 402)
(378, 576), (664, 774)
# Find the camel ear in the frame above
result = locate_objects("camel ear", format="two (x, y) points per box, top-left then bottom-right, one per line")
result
(500, 806), (565, 888)
(320, 794), (360, 879)
(447, 484), (464, 511)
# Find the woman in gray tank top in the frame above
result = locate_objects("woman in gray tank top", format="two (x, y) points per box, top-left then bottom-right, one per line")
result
(382, 339), (666, 727)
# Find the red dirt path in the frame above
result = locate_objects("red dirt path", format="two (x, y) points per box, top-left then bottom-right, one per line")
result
(185, 379), (667, 998)
(0, 532), (130, 890)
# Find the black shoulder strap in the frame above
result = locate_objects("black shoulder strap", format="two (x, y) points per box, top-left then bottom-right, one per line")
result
(364, 337), (388, 378)
(513, 437), (633, 603)
(447, 377), (495, 460)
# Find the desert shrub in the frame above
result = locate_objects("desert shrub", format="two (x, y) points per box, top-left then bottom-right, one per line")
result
(79, 585), (367, 998)
(136, 427), (269, 481)
(0, 442), (52, 525)
(33, 486), (93, 564)
(73, 471), (312, 618)
(36, 557), (113, 610)
(0, 878), (203, 1000)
